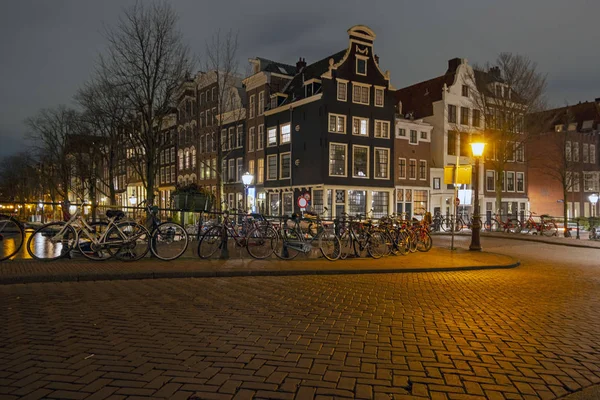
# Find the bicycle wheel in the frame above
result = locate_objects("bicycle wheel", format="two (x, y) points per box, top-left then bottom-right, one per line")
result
(338, 230), (353, 259)
(273, 225), (300, 260)
(77, 222), (112, 261)
(416, 230), (433, 252)
(107, 222), (150, 261)
(490, 219), (501, 232)
(455, 218), (464, 232)
(440, 217), (452, 232)
(198, 225), (223, 259)
(27, 222), (77, 261)
(151, 222), (189, 261)
(507, 219), (522, 234)
(246, 225), (277, 259)
(318, 230), (341, 261)
(0, 216), (24, 261)
(391, 229), (407, 256)
(367, 230), (388, 259)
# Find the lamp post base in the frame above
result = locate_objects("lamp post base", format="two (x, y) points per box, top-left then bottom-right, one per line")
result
(469, 215), (482, 251)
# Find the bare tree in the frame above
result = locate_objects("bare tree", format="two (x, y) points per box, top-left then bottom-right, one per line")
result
(102, 0), (193, 205)
(25, 106), (80, 202)
(0, 152), (39, 219)
(468, 53), (549, 212)
(75, 69), (131, 206)
(202, 30), (244, 207)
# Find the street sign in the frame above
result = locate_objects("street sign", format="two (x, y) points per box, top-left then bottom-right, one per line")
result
(297, 197), (308, 208)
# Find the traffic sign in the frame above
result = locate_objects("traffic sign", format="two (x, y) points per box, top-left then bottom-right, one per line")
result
(297, 197), (308, 208)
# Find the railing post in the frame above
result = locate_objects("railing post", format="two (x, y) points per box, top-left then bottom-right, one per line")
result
(576, 219), (580, 240)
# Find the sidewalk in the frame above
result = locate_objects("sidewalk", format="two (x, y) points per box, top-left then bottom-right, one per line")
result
(433, 230), (600, 249)
(0, 247), (518, 285)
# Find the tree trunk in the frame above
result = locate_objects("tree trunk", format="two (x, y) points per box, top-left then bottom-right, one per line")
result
(495, 170), (503, 217)
(563, 186), (569, 237)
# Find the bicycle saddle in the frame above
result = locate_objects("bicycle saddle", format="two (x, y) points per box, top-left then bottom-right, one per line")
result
(106, 210), (125, 220)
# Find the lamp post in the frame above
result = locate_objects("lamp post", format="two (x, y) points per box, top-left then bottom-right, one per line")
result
(589, 193), (599, 218)
(241, 172), (254, 213)
(469, 140), (486, 251)
(129, 191), (137, 218)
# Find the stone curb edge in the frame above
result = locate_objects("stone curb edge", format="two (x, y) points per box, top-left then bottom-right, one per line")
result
(433, 232), (600, 249)
(558, 384), (600, 399)
(0, 261), (520, 285)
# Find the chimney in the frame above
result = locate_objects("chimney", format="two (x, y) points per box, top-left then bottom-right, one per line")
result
(447, 58), (463, 73)
(595, 97), (600, 103)
(296, 57), (306, 73)
(374, 54), (380, 65)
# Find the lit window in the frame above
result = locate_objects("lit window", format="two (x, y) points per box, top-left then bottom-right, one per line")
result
(352, 117), (369, 136)
(352, 84), (370, 105)
(267, 127), (277, 147)
(328, 114), (346, 134)
(257, 159), (264, 184)
(280, 123), (291, 144)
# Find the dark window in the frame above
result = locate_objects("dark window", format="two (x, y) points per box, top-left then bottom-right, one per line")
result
(409, 130), (417, 144)
(460, 107), (469, 125)
(517, 172), (524, 192)
(398, 158), (406, 179)
(486, 171), (495, 191)
(356, 58), (367, 75)
(460, 132), (470, 156)
(448, 105), (457, 123)
(462, 85), (469, 97)
(472, 109), (481, 127)
(447, 131), (457, 155)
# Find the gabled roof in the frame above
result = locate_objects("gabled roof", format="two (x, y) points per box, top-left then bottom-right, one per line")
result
(395, 73), (456, 119)
(255, 57), (296, 76)
(281, 50), (346, 103)
(535, 101), (600, 132)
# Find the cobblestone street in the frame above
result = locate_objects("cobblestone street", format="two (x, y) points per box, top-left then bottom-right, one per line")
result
(1, 238), (599, 399)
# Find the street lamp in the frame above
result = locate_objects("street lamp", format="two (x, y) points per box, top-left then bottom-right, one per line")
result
(469, 139), (486, 251)
(129, 191), (137, 206)
(589, 193), (599, 217)
(241, 172), (254, 212)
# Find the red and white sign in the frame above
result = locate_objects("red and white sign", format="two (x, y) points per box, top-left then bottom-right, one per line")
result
(303, 193), (311, 201)
(297, 197), (308, 208)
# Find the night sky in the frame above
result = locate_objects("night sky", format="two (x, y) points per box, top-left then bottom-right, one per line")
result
(1, 0), (598, 157)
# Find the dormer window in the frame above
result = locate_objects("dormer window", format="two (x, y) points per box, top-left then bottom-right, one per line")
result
(356, 57), (367, 76)
(304, 79), (321, 98)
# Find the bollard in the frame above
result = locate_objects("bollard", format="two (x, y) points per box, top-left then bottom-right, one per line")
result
(576, 220), (580, 240)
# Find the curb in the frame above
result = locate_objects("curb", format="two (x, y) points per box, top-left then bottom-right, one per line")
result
(559, 384), (600, 399)
(0, 261), (520, 285)
(433, 232), (600, 249)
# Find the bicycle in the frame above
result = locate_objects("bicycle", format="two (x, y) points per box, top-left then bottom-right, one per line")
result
(0, 213), (24, 262)
(338, 212), (388, 259)
(522, 212), (557, 236)
(138, 201), (189, 261)
(274, 208), (341, 261)
(484, 213), (522, 233)
(198, 209), (277, 259)
(27, 204), (150, 261)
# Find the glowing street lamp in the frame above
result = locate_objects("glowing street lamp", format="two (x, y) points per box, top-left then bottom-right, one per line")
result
(469, 138), (486, 251)
(590, 193), (599, 217)
(241, 172), (254, 212)
(129, 191), (137, 206)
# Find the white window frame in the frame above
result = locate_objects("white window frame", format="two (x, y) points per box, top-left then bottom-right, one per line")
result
(236, 158), (243, 182)
(374, 147), (390, 180)
(356, 55), (368, 76)
(228, 159), (235, 182)
(397, 127), (406, 138)
(280, 123), (291, 144)
(506, 171), (515, 192)
(352, 145), (370, 179)
(257, 158), (264, 184)
(374, 120), (390, 139)
(398, 157), (407, 179)
(409, 130), (418, 145)
(516, 172), (525, 193)
(258, 124), (264, 150)
(419, 160), (427, 181)
(352, 82), (371, 105)
(328, 142), (348, 177)
(266, 154), (278, 181)
(280, 152), (291, 179)
(267, 127), (277, 147)
(337, 79), (348, 102)
(408, 158), (417, 180)
(374, 86), (385, 107)
(352, 117), (369, 136)
(249, 95), (255, 119)
(328, 113), (346, 134)
(248, 127), (255, 152)
(258, 91), (264, 116)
